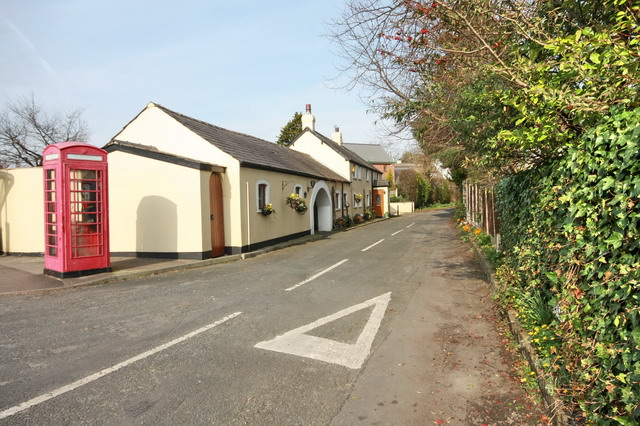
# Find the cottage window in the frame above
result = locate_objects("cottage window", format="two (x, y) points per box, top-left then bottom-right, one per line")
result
(257, 181), (270, 210)
(353, 193), (362, 208)
(366, 169), (370, 181)
(335, 191), (341, 210)
(294, 184), (302, 196)
(343, 192), (349, 208)
(366, 191), (371, 207)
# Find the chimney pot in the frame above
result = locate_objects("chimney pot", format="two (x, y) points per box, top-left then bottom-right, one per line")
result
(305, 104), (311, 113)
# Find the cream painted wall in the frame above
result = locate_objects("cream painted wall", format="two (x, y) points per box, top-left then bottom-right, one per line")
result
(108, 151), (207, 255)
(390, 201), (415, 215)
(290, 132), (351, 180)
(112, 103), (246, 253)
(115, 104), (236, 168)
(348, 178), (374, 216)
(239, 168), (314, 248)
(0, 167), (44, 254)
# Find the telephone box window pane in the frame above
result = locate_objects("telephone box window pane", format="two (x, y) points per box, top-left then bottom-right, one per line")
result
(47, 213), (57, 223)
(46, 169), (55, 180)
(69, 168), (103, 258)
(48, 225), (57, 234)
(48, 247), (57, 256)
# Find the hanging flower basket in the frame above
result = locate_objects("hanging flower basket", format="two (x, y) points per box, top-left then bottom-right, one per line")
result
(260, 203), (275, 216)
(296, 200), (308, 214)
(287, 193), (308, 214)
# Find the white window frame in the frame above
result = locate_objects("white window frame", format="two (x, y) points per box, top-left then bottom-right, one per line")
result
(293, 184), (303, 196)
(353, 193), (362, 208)
(366, 191), (371, 207)
(366, 169), (370, 181)
(256, 180), (270, 211)
(343, 192), (349, 208)
(335, 191), (341, 210)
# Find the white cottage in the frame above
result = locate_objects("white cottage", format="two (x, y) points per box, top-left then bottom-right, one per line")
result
(287, 105), (387, 218)
(105, 102), (345, 259)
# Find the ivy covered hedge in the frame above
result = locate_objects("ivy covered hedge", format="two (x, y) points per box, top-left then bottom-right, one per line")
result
(495, 108), (640, 424)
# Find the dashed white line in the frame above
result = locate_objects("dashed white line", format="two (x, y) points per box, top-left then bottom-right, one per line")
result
(285, 259), (349, 291)
(361, 239), (385, 252)
(406, 223), (415, 228)
(391, 229), (404, 236)
(0, 312), (242, 420)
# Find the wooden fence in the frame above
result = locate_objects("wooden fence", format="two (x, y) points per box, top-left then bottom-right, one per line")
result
(463, 181), (500, 247)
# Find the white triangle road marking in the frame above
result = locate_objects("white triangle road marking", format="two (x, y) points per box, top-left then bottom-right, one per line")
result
(255, 292), (391, 369)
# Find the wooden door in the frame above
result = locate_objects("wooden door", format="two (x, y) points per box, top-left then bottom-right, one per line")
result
(209, 173), (225, 257)
(373, 189), (384, 218)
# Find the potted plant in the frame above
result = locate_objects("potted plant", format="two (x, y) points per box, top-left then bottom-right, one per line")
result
(260, 203), (275, 216)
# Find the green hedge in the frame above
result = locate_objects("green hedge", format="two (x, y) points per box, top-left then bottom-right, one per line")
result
(495, 108), (640, 424)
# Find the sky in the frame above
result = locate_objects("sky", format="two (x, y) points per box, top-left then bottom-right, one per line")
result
(1, 0), (414, 158)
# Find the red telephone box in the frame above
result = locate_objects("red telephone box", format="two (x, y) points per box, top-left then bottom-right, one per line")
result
(42, 143), (111, 278)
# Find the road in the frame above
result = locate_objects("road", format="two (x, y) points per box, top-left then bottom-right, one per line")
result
(0, 210), (544, 425)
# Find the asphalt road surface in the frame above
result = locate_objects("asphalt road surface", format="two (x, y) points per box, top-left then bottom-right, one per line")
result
(0, 210), (544, 425)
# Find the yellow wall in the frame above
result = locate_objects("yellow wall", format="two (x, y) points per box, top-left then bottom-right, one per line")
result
(0, 167), (45, 254)
(238, 168), (317, 248)
(108, 151), (207, 255)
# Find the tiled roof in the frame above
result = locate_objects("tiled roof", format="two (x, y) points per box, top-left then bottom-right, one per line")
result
(154, 104), (345, 182)
(343, 143), (395, 164)
(296, 129), (378, 172)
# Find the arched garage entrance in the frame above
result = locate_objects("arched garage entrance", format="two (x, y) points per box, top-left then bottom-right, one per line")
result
(309, 181), (332, 234)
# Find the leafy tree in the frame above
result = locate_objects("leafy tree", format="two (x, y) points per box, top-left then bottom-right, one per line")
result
(276, 112), (302, 146)
(385, 169), (394, 189)
(415, 174), (431, 208)
(331, 0), (639, 175)
(395, 169), (419, 201)
(0, 95), (90, 168)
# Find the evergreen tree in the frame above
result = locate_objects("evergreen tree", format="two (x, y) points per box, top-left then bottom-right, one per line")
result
(276, 112), (302, 146)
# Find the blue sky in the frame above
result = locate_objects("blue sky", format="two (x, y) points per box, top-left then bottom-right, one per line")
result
(1, 0), (412, 157)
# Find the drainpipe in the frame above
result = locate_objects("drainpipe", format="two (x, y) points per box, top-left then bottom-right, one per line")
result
(341, 182), (345, 217)
(246, 181), (251, 252)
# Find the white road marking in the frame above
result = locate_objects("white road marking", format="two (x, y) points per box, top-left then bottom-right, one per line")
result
(285, 259), (349, 292)
(0, 312), (242, 420)
(255, 292), (391, 369)
(391, 229), (404, 236)
(406, 223), (415, 228)
(361, 239), (384, 252)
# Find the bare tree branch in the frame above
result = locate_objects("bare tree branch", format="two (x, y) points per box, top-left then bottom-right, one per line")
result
(0, 95), (90, 168)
